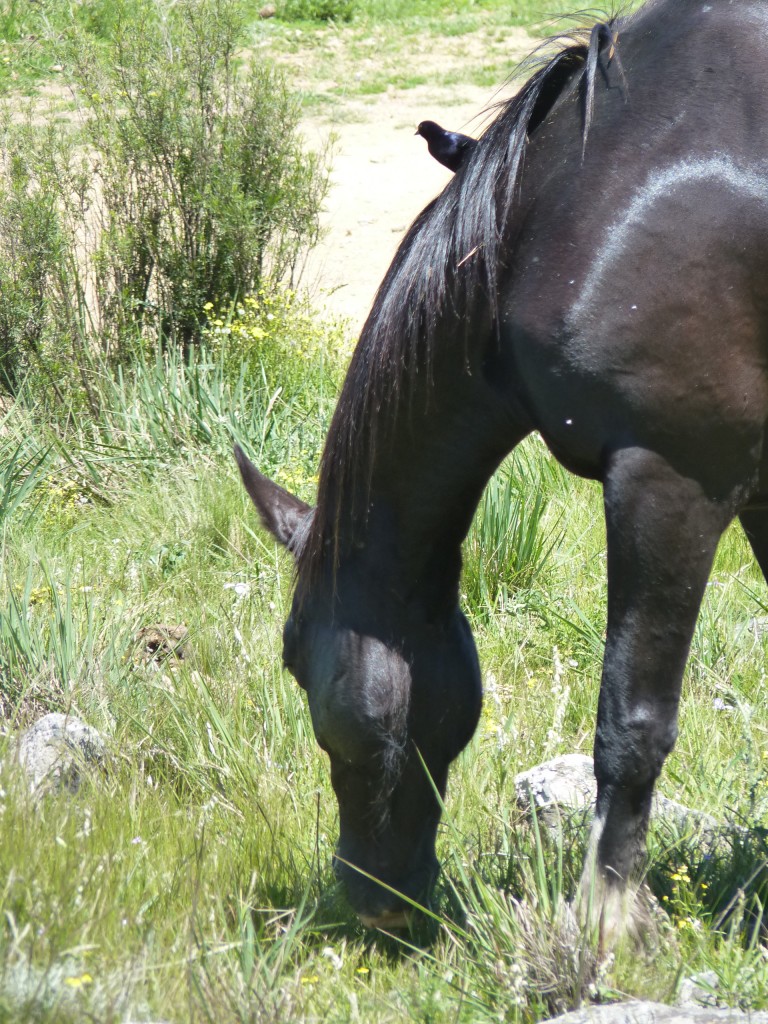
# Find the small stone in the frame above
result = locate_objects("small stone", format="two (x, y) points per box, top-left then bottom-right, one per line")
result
(8, 713), (107, 795)
(541, 1002), (768, 1024)
(677, 970), (719, 1008)
(514, 754), (730, 850)
(514, 753), (595, 829)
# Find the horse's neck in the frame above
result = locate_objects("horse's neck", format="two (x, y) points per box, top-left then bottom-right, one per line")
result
(353, 361), (517, 613)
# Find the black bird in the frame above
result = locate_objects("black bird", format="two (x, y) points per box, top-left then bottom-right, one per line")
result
(415, 120), (478, 173)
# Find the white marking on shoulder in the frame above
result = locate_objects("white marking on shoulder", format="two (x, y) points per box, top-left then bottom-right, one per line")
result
(569, 155), (768, 325)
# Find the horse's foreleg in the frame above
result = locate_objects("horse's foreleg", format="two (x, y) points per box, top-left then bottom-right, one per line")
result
(580, 447), (732, 947)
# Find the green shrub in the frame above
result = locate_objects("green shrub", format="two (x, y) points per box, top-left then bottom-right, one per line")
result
(0, 0), (330, 395)
(0, 116), (94, 399)
(278, 0), (357, 22)
(71, 0), (330, 352)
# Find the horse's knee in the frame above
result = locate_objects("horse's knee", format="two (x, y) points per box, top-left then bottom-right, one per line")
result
(595, 706), (678, 798)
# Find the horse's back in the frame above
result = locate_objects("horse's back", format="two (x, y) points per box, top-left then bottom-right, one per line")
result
(503, 0), (768, 497)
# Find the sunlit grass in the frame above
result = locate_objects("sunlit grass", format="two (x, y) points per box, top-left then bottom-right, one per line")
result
(3, 335), (768, 1019)
(0, 0), (766, 1019)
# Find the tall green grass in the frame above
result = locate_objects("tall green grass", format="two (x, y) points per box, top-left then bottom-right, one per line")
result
(463, 441), (567, 616)
(0, 0), (766, 1018)
(1, 328), (768, 1020)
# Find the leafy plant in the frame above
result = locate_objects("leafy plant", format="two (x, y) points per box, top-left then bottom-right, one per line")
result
(202, 287), (348, 399)
(72, 0), (329, 353)
(0, 0), (330, 395)
(0, 116), (89, 397)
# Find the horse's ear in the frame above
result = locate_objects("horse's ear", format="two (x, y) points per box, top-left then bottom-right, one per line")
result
(234, 444), (312, 551)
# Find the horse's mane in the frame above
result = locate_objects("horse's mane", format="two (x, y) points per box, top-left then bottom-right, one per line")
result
(298, 13), (626, 587)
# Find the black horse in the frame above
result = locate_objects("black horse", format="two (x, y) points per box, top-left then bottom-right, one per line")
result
(237, 0), (768, 938)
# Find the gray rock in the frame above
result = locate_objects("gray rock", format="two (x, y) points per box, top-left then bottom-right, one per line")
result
(0, 955), (164, 1021)
(7, 712), (107, 794)
(514, 754), (595, 829)
(514, 755), (725, 847)
(542, 1001), (768, 1024)
(676, 971), (719, 1009)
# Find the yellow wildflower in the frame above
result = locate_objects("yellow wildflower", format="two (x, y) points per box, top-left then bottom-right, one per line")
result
(64, 973), (93, 988)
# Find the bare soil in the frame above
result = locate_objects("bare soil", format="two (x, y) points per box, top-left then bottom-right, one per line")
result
(297, 29), (534, 333)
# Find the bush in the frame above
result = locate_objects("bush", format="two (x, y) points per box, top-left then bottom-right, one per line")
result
(0, 0), (330, 395)
(73, 0), (330, 351)
(0, 117), (93, 399)
(202, 287), (349, 401)
(278, 0), (357, 22)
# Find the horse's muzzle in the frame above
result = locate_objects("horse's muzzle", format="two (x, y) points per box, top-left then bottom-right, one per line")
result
(358, 908), (411, 930)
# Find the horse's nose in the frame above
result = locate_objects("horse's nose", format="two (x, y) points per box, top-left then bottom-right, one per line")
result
(358, 909), (411, 930)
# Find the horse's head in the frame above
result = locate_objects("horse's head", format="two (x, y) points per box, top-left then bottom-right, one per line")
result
(236, 446), (482, 926)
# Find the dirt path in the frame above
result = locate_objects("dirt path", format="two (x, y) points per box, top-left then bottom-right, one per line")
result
(298, 30), (533, 334)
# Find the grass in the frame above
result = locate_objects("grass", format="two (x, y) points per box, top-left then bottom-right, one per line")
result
(2, 340), (768, 1020)
(253, 6), (543, 115)
(248, 0), (646, 126)
(0, 0), (597, 107)
(1, 0), (767, 1020)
